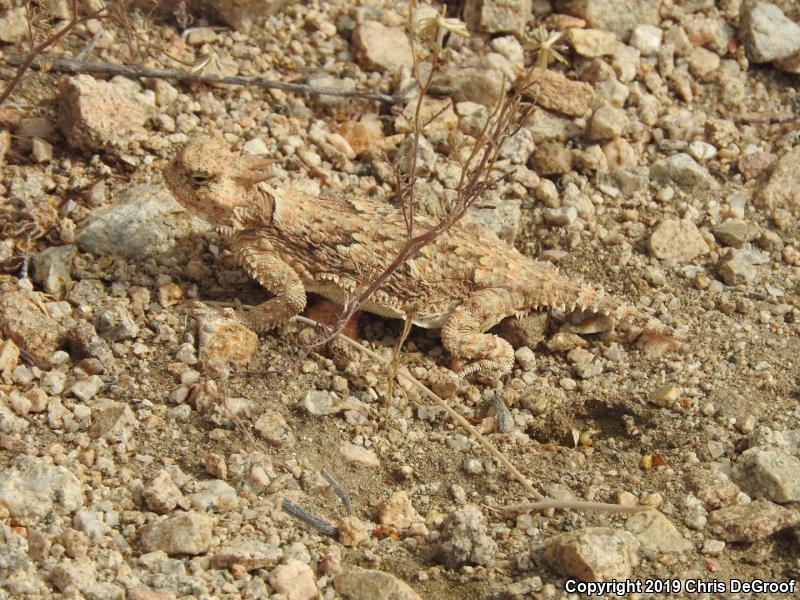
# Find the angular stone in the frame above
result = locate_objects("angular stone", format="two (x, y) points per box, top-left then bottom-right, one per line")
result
(95, 304), (139, 342)
(555, 0), (660, 39)
(31, 245), (75, 298)
(192, 0), (297, 31)
(464, 0), (531, 35)
(268, 560), (318, 600)
(587, 103), (629, 141)
(648, 219), (710, 263)
(625, 510), (693, 554)
(434, 505), (497, 568)
(439, 53), (513, 107)
(143, 470), (183, 514)
(254, 410), (294, 446)
(76, 184), (209, 260)
(565, 28), (618, 57)
(685, 468), (740, 510)
(0, 290), (67, 367)
(757, 146), (800, 213)
(713, 218), (760, 248)
(707, 499), (800, 542)
(211, 538), (282, 571)
(340, 442), (380, 468)
(524, 68), (594, 117)
(67, 320), (115, 372)
(140, 512), (214, 556)
(739, 1), (800, 63)
(544, 526), (640, 581)
(731, 447), (800, 503)
(188, 479), (238, 512)
(352, 20), (413, 73)
(58, 75), (152, 152)
(650, 153), (716, 189)
(718, 248), (769, 286)
(89, 398), (137, 444)
(0, 7), (27, 43)
(334, 567), (423, 600)
(0, 522), (32, 579)
(531, 142), (572, 175)
(378, 491), (421, 530)
(497, 312), (548, 349)
(0, 339), (20, 373)
(0, 455), (83, 519)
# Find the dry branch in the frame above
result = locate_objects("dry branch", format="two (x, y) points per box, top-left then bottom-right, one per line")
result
(0, 0), (107, 106)
(2, 56), (406, 104)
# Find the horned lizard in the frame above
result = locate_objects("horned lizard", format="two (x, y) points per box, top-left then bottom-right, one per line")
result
(164, 136), (671, 377)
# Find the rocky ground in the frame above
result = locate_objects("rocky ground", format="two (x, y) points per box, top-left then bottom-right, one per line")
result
(1, 0), (800, 598)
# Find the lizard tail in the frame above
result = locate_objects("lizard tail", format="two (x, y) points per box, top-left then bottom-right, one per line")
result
(528, 275), (680, 354)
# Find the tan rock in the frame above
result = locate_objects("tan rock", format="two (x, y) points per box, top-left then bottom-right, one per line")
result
(587, 103), (629, 141)
(648, 219), (709, 263)
(378, 491), (421, 529)
(0, 7), (27, 43)
(0, 290), (67, 367)
(353, 20), (413, 73)
(58, 75), (152, 152)
(143, 470), (183, 514)
(524, 68), (594, 117)
(544, 526), (640, 581)
(268, 560), (318, 600)
(340, 442), (380, 468)
(625, 510), (693, 554)
(463, 0), (531, 35)
(565, 28), (618, 57)
(556, 0), (660, 39)
(708, 499), (800, 542)
(0, 339), (20, 373)
(757, 146), (800, 213)
(140, 511), (214, 556)
(254, 410), (294, 446)
(334, 567), (423, 600)
(336, 516), (369, 547)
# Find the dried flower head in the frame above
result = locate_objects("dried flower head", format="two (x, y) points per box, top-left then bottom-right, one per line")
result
(416, 4), (469, 43)
(526, 25), (568, 69)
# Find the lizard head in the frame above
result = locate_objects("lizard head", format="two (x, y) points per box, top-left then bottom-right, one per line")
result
(164, 135), (273, 233)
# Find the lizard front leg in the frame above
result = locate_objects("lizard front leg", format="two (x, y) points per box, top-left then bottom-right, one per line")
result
(441, 289), (516, 377)
(231, 237), (306, 332)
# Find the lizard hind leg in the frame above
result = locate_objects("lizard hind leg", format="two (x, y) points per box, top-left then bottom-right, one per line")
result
(441, 290), (516, 378)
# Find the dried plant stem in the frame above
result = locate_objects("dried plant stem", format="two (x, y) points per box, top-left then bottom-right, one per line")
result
(501, 500), (651, 515)
(281, 498), (339, 538)
(321, 468), (353, 516)
(2, 56), (405, 104)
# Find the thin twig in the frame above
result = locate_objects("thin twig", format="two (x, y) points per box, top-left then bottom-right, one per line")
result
(2, 56), (406, 104)
(500, 500), (652, 515)
(321, 468), (353, 516)
(281, 498), (339, 537)
(74, 30), (102, 63)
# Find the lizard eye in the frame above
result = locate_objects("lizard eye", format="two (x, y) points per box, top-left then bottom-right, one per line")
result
(189, 171), (212, 186)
